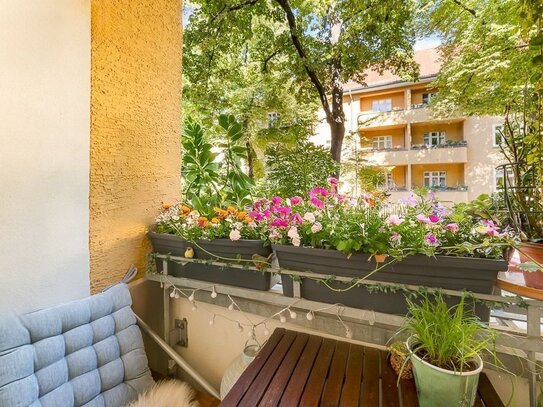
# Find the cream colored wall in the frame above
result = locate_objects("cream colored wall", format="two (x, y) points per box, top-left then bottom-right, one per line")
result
(391, 166), (407, 187)
(411, 122), (463, 144)
(0, 0), (91, 312)
(463, 116), (505, 200)
(90, 0), (183, 293)
(360, 92), (405, 112)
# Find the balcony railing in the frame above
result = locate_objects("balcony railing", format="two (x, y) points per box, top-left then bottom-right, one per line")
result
(411, 140), (467, 150)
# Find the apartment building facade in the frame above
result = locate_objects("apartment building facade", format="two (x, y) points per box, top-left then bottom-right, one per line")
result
(310, 48), (506, 203)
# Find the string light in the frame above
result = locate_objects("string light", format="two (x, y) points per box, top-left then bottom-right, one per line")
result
(279, 312), (287, 324)
(228, 303), (235, 311)
(211, 286), (217, 299)
(306, 311), (314, 321)
(169, 288), (176, 298)
(191, 302), (197, 312)
(188, 291), (195, 302)
(289, 309), (297, 319)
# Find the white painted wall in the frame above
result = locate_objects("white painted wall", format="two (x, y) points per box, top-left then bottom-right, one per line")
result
(0, 1), (91, 312)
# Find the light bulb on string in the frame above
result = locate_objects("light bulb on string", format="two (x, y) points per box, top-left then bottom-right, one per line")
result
(188, 291), (195, 302)
(306, 311), (314, 321)
(279, 312), (286, 324)
(211, 286), (217, 299)
(174, 291), (180, 299)
(228, 302), (235, 311)
(289, 309), (297, 319)
(345, 327), (353, 339)
(169, 289), (175, 298)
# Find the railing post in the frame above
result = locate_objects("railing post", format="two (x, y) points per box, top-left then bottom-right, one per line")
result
(527, 304), (541, 407)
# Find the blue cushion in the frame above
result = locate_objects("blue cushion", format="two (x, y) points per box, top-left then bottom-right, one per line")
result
(0, 284), (154, 406)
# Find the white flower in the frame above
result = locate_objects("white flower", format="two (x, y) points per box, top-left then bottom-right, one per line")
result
(303, 212), (316, 223)
(311, 222), (322, 233)
(287, 226), (299, 239)
(292, 236), (301, 247)
(229, 229), (241, 241)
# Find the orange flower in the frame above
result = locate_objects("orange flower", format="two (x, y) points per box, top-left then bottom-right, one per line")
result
(227, 206), (237, 214)
(214, 207), (228, 218)
(244, 216), (253, 224)
(162, 202), (171, 210)
(180, 205), (191, 216)
(211, 217), (220, 224)
(236, 211), (247, 220)
(197, 217), (209, 227)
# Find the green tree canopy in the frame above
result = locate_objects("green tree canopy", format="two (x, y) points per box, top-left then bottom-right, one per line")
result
(184, 0), (419, 165)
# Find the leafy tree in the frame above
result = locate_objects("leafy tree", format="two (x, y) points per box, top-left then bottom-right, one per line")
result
(184, 0), (419, 165)
(422, 0), (543, 116)
(263, 141), (340, 197)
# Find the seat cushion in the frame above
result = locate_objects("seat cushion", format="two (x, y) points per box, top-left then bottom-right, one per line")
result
(0, 284), (154, 407)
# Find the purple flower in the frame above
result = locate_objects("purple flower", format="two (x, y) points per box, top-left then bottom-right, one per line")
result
(310, 197), (325, 209)
(271, 218), (289, 228)
(428, 190), (436, 200)
(262, 209), (272, 218)
(390, 232), (401, 242)
(424, 232), (439, 246)
(290, 213), (303, 225)
(445, 223), (459, 232)
(290, 196), (303, 205)
(416, 214), (431, 224)
(428, 214), (440, 223)
(400, 195), (418, 208)
(271, 196), (283, 206)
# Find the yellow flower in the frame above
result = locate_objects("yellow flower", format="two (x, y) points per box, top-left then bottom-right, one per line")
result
(180, 205), (191, 216)
(236, 211), (247, 220)
(162, 202), (171, 210)
(211, 217), (220, 224)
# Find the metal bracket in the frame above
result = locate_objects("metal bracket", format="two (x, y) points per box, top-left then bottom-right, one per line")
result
(175, 318), (188, 347)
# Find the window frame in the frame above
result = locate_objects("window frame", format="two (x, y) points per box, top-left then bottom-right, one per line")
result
(423, 131), (447, 147)
(492, 124), (504, 147)
(422, 92), (437, 105)
(372, 135), (393, 150)
(423, 171), (447, 188)
(371, 98), (393, 113)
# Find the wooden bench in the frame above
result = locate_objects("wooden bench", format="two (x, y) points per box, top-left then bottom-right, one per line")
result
(221, 328), (504, 406)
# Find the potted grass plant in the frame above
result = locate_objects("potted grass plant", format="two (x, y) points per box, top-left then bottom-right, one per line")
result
(399, 293), (496, 407)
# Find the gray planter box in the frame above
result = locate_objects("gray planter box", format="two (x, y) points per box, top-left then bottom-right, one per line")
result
(149, 232), (278, 291)
(273, 245), (506, 321)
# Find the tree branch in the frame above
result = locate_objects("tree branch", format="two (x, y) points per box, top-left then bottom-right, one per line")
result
(451, 0), (477, 17)
(210, 0), (261, 23)
(274, 0), (332, 119)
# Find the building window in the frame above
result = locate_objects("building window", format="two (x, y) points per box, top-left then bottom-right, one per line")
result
(494, 167), (514, 191)
(372, 99), (392, 112)
(423, 131), (446, 147)
(422, 92), (437, 104)
(372, 135), (392, 150)
(424, 171), (447, 188)
(493, 124), (504, 147)
(268, 112), (280, 128)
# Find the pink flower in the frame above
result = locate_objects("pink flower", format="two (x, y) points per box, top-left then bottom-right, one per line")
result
(329, 177), (338, 193)
(292, 236), (301, 247)
(262, 209), (272, 218)
(400, 195), (418, 207)
(290, 213), (303, 225)
(287, 226), (299, 239)
(249, 211), (263, 221)
(271, 196), (283, 206)
(445, 223), (459, 232)
(310, 197), (324, 209)
(271, 218), (288, 228)
(428, 214), (440, 223)
(390, 232), (401, 242)
(290, 196), (303, 205)
(424, 232), (439, 246)
(277, 206), (292, 217)
(311, 222), (322, 233)
(309, 187), (328, 198)
(304, 212), (316, 223)
(416, 214), (431, 224)
(386, 214), (404, 226)
(487, 229), (500, 237)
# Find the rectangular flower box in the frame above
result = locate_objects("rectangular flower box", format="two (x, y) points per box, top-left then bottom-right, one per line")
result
(149, 232), (278, 291)
(273, 245), (506, 321)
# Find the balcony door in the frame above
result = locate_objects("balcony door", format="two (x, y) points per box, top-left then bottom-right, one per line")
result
(372, 135), (392, 150)
(424, 171), (447, 188)
(423, 131), (446, 147)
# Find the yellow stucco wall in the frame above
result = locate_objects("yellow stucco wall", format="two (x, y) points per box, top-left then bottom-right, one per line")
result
(411, 163), (465, 188)
(361, 128), (406, 149)
(411, 122), (464, 144)
(90, 0), (182, 292)
(360, 91), (405, 112)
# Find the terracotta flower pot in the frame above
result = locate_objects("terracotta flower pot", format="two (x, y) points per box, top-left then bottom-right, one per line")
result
(519, 242), (543, 289)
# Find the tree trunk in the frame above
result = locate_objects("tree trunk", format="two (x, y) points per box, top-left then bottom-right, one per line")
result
(246, 140), (255, 179)
(328, 56), (346, 164)
(329, 119), (345, 163)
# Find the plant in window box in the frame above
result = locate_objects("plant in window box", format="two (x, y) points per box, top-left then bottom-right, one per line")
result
(397, 293), (497, 407)
(497, 90), (543, 288)
(262, 181), (512, 319)
(148, 115), (277, 291)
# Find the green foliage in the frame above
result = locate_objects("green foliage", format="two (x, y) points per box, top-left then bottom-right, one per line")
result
(182, 121), (221, 211)
(182, 115), (254, 214)
(400, 293), (496, 371)
(263, 141), (340, 197)
(184, 0), (419, 163)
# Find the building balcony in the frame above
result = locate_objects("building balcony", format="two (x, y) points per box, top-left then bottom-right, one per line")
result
(358, 109), (407, 129)
(361, 142), (468, 166)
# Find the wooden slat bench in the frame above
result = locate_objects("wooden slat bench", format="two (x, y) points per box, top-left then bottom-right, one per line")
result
(221, 328), (504, 407)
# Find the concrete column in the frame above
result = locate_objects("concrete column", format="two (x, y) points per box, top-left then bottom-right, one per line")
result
(405, 88), (412, 110)
(407, 164), (412, 191)
(90, 0), (183, 292)
(405, 123), (411, 150)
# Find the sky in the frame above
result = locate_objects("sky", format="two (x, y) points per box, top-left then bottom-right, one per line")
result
(414, 34), (442, 51)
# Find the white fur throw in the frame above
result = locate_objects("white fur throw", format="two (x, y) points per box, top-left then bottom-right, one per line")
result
(126, 380), (199, 407)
